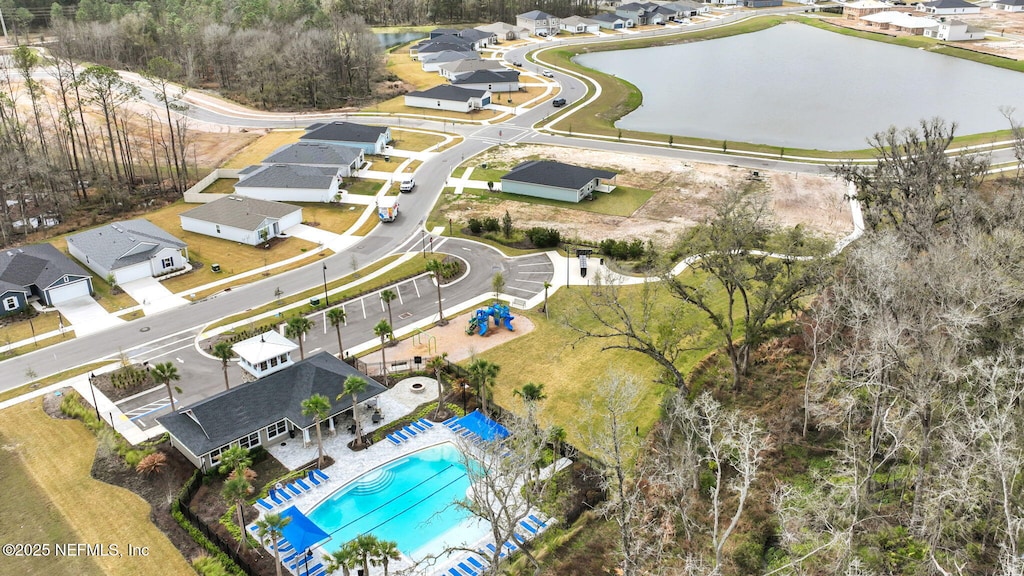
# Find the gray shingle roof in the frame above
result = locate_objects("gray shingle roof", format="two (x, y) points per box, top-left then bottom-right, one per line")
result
(618, 2), (647, 11)
(502, 160), (617, 190)
(591, 13), (626, 22)
(407, 85), (488, 102)
(0, 243), (89, 292)
(922, 0), (976, 6)
(458, 29), (495, 42)
(438, 59), (507, 75)
(451, 69), (520, 85)
(300, 122), (389, 145)
(417, 41), (476, 55)
(157, 352), (386, 457)
(263, 142), (363, 167)
(519, 9), (555, 19)
(67, 220), (186, 272)
(180, 196), (301, 231)
(236, 164), (338, 189)
(420, 50), (479, 64)
(995, 0), (1024, 5)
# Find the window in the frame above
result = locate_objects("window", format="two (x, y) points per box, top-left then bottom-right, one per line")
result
(239, 431), (261, 450)
(259, 361), (268, 371)
(209, 443), (231, 465)
(161, 257), (174, 269)
(267, 420), (288, 440)
(269, 357), (278, 367)
(3, 296), (18, 311)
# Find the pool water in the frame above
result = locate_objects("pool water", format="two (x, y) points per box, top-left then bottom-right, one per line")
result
(308, 443), (488, 559)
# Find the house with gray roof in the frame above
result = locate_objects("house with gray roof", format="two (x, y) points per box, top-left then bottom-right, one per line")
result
(560, 15), (602, 34)
(501, 160), (617, 203)
(438, 58), (507, 80)
(412, 35), (478, 59)
(476, 21), (529, 41)
(458, 28), (498, 47)
(590, 13), (633, 29)
(158, 351), (387, 471)
(993, 0), (1024, 11)
(263, 142), (365, 177)
(517, 10), (561, 36)
(179, 196), (303, 247)
(234, 164), (343, 203)
(300, 122), (392, 155)
(664, 0), (710, 16)
(419, 49), (481, 72)
(451, 68), (520, 92)
(405, 85), (492, 113)
(617, 2), (657, 25)
(68, 220), (188, 285)
(917, 0), (980, 13)
(0, 243), (93, 313)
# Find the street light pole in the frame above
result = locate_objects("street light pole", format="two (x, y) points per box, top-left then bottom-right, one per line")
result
(89, 373), (100, 421)
(322, 264), (330, 306)
(462, 383), (469, 413)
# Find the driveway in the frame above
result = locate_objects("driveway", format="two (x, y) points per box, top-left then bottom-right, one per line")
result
(285, 223), (354, 252)
(56, 296), (125, 336)
(120, 276), (189, 315)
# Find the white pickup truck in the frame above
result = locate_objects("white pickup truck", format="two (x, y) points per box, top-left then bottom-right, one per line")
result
(378, 197), (399, 222)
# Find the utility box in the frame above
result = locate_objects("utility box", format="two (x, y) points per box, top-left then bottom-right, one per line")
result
(211, 263), (221, 273)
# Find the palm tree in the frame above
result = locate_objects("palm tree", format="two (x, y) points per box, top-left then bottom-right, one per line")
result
(256, 513), (292, 576)
(338, 376), (368, 447)
(427, 352), (449, 418)
(217, 445), (252, 476)
(550, 425), (567, 458)
(514, 382), (547, 427)
(379, 289), (397, 340)
(211, 341), (234, 391)
(542, 281), (552, 320)
(152, 361), (180, 411)
(286, 315), (314, 359)
(327, 307), (347, 358)
(354, 534), (379, 576)
(467, 359), (500, 416)
(371, 538), (401, 576)
(301, 394), (331, 469)
(222, 475), (253, 552)
(425, 258), (448, 326)
(373, 319), (391, 385)
(324, 540), (359, 576)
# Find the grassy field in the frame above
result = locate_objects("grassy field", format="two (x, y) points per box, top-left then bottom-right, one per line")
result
(464, 185), (654, 217)
(200, 178), (237, 194)
(386, 49), (445, 90)
(0, 401), (192, 575)
(0, 363), (110, 404)
(1, 333), (76, 361)
(222, 130), (303, 168)
(2, 311), (62, 346)
(344, 178), (387, 195)
(391, 129), (447, 152)
(295, 202), (364, 233)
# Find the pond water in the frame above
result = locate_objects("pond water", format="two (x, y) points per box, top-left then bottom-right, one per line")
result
(376, 31), (427, 49)
(575, 23), (1024, 150)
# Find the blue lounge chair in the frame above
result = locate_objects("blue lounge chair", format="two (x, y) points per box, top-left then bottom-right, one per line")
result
(276, 540), (294, 553)
(467, 556), (486, 570)
(269, 490), (286, 505)
(286, 483), (302, 497)
(410, 421), (428, 432)
(313, 469), (329, 482)
(387, 434), (401, 446)
(302, 562), (323, 576)
(520, 520), (538, 534)
(278, 488), (293, 501)
(403, 426), (419, 437)
(503, 540), (519, 552)
(307, 565), (326, 576)
(528, 514), (548, 528)
(458, 561), (479, 575)
(394, 429), (410, 441)
(485, 543), (507, 558)
(256, 498), (274, 512)
(419, 418), (435, 428)
(442, 416), (458, 426)
(295, 478), (312, 491)
(448, 568), (462, 576)
(308, 471), (322, 486)
(281, 550), (299, 566)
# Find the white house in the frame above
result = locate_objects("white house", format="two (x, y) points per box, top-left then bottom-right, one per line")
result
(917, 0), (980, 14)
(299, 122), (391, 155)
(438, 58), (507, 80)
(451, 69), (520, 93)
(560, 16), (602, 34)
(233, 330), (299, 379)
(263, 142), (364, 177)
(476, 22), (529, 40)
(923, 18), (985, 39)
(405, 85), (492, 113)
(861, 11), (939, 33)
(68, 220), (188, 285)
(234, 164), (342, 203)
(590, 13), (633, 29)
(517, 10), (561, 36)
(179, 196), (303, 247)
(992, 0), (1024, 11)
(664, 1), (711, 16)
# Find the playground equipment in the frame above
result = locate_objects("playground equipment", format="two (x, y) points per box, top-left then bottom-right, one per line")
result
(466, 303), (515, 336)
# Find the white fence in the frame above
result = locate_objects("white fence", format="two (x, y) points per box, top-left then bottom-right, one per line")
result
(183, 168), (244, 203)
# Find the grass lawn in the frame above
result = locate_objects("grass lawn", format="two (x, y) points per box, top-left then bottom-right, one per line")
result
(1, 333), (75, 361)
(295, 203), (364, 234)
(344, 178), (387, 196)
(223, 130), (303, 168)
(0, 401), (192, 575)
(199, 178), (237, 194)
(386, 50), (445, 90)
(404, 160), (423, 173)
(1, 311), (62, 346)
(0, 362), (109, 404)
(391, 129), (447, 152)
(352, 214), (380, 236)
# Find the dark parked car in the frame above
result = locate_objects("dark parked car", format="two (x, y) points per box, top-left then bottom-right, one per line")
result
(552, 97), (567, 107)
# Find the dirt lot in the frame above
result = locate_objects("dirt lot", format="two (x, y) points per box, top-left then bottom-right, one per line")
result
(448, 145), (853, 248)
(827, 10), (1024, 59)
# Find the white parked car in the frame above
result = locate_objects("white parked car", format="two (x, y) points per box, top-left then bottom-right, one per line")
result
(400, 178), (415, 193)
(542, 69), (554, 78)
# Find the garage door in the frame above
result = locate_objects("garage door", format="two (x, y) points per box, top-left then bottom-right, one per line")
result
(114, 262), (152, 284)
(48, 279), (92, 304)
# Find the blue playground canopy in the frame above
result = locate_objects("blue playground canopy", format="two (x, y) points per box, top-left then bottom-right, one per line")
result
(279, 505), (330, 553)
(457, 409), (510, 442)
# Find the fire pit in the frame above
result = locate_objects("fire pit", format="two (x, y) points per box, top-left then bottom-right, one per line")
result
(410, 382), (425, 393)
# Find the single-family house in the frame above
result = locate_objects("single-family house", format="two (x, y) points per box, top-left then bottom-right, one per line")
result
(917, 0), (980, 14)
(517, 10), (561, 36)
(413, 35), (478, 59)
(861, 11), (939, 33)
(459, 28), (499, 47)
(430, 27), (461, 38)
(663, 1), (710, 17)
(560, 15), (602, 34)
(179, 196), (303, 247)
(923, 18), (985, 39)
(706, 0), (740, 6)
(992, 0), (1024, 11)
(590, 13), (633, 29)
(233, 164), (342, 203)
(451, 69), (521, 93)
(438, 59), (507, 80)
(617, 2), (652, 25)
(501, 160), (617, 203)
(232, 330), (299, 379)
(263, 142), (364, 176)
(476, 22), (529, 41)
(842, 0), (894, 19)
(158, 351), (386, 471)
(644, 3), (679, 21)
(405, 85), (492, 113)
(743, 0), (783, 7)
(420, 50), (481, 72)
(300, 122), (391, 155)
(68, 220), (188, 285)
(0, 243), (93, 312)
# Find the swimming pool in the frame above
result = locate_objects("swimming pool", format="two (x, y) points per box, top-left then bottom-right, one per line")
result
(307, 443), (489, 560)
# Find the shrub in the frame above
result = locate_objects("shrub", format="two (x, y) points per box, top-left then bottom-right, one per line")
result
(599, 238), (646, 260)
(526, 227), (561, 248)
(193, 556), (232, 576)
(468, 218), (483, 234)
(483, 217), (500, 232)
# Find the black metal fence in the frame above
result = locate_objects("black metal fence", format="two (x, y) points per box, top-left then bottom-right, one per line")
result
(177, 473), (260, 576)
